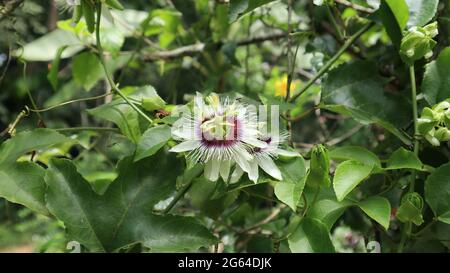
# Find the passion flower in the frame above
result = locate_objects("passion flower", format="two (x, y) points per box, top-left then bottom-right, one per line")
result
(170, 93), (268, 182)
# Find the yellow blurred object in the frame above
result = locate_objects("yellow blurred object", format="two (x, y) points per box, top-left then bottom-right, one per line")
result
(274, 75), (299, 97)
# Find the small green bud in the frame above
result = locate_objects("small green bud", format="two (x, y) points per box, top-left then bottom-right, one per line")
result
(397, 192), (424, 226)
(425, 133), (441, 146)
(434, 127), (450, 141)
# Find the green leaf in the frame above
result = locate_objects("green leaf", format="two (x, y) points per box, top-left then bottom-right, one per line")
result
(307, 199), (353, 230)
(72, 52), (104, 91)
(47, 46), (68, 91)
(288, 218), (335, 253)
(320, 61), (411, 145)
(378, 0), (409, 46)
(188, 177), (239, 219)
(437, 212), (450, 224)
(105, 0), (124, 10)
(279, 156), (307, 184)
(228, 0), (275, 23)
(333, 160), (373, 201)
(0, 129), (71, 166)
(0, 129), (71, 216)
(87, 99), (144, 143)
(82, 0), (96, 33)
(275, 157), (307, 211)
(425, 162), (450, 222)
(15, 29), (83, 61)
(45, 155), (217, 252)
(405, 0), (439, 27)
(0, 162), (49, 215)
(274, 180), (305, 211)
(135, 125), (171, 161)
(385, 147), (423, 171)
(329, 146), (381, 168)
(358, 196), (391, 229)
(422, 46), (450, 106)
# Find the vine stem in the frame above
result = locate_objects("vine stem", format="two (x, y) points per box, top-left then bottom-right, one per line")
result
(289, 22), (375, 102)
(325, 1), (344, 41)
(27, 92), (113, 113)
(162, 180), (194, 214)
(398, 65), (420, 253)
(54, 127), (119, 133)
(95, 3), (153, 125)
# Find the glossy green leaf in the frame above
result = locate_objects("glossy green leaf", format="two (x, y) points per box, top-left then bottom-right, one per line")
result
(385, 147), (423, 171)
(333, 160), (373, 201)
(0, 162), (49, 215)
(422, 46), (450, 106)
(45, 155), (217, 252)
(437, 212), (450, 224)
(135, 125), (171, 161)
(320, 61), (411, 145)
(378, 0), (409, 46)
(288, 218), (335, 253)
(405, 0), (439, 27)
(274, 179), (305, 212)
(0, 129), (71, 166)
(307, 199), (353, 230)
(72, 52), (104, 91)
(329, 146), (381, 168)
(0, 129), (71, 216)
(358, 196), (391, 229)
(87, 99), (144, 143)
(15, 29), (83, 61)
(274, 157), (307, 210)
(425, 162), (450, 222)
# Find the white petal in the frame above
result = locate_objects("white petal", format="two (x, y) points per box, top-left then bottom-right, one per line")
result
(169, 140), (200, 152)
(204, 158), (220, 182)
(230, 165), (244, 184)
(194, 92), (204, 108)
(276, 148), (300, 157)
(234, 149), (252, 172)
(248, 159), (259, 183)
(242, 138), (268, 148)
(256, 156), (282, 180)
(220, 160), (231, 182)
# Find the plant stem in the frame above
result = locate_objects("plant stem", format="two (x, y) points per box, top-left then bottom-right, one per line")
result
(325, 2), (344, 41)
(410, 65), (419, 165)
(163, 180), (194, 214)
(94, 3), (153, 125)
(28, 92), (113, 113)
(289, 22), (374, 102)
(398, 65), (420, 253)
(54, 127), (119, 133)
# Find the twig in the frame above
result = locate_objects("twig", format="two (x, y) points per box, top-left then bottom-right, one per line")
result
(335, 0), (375, 14)
(325, 124), (363, 146)
(142, 32), (287, 61)
(289, 22), (375, 102)
(239, 206), (284, 234)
